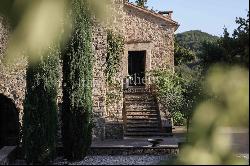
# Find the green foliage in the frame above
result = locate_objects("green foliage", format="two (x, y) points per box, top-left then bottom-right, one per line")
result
(174, 40), (196, 65)
(105, 30), (124, 113)
(135, 0), (148, 8)
(176, 65), (249, 165)
(106, 30), (124, 84)
(152, 69), (186, 115)
(172, 111), (185, 126)
(176, 30), (219, 56)
(199, 41), (224, 67)
(200, 12), (249, 68)
(177, 65), (204, 130)
(152, 65), (203, 129)
(22, 45), (60, 164)
(61, 0), (93, 160)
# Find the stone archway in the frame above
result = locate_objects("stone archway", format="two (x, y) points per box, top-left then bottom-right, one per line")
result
(0, 94), (20, 148)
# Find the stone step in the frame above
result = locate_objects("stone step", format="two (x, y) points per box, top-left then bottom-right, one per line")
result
(126, 128), (160, 132)
(125, 100), (155, 104)
(126, 124), (159, 128)
(126, 120), (159, 125)
(125, 98), (155, 103)
(126, 114), (159, 119)
(125, 94), (154, 98)
(124, 132), (173, 137)
(126, 112), (158, 116)
(126, 108), (158, 112)
(126, 121), (159, 125)
(123, 90), (164, 138)
(124, 95), (155, 100)
(125, 102), (156, 107)
(127, 117), (158, 122)
(124, 89), (151, 94)
(126, 105), (158, 110)
(126, 110), (158, 113)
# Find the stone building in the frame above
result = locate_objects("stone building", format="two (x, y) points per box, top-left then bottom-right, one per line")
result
(0, 0), (179, 142)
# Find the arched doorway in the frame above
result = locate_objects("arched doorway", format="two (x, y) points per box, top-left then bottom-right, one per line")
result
(0, 94), (20, 148)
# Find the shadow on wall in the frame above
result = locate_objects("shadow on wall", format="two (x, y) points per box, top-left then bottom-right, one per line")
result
(0, 94), (20, 148)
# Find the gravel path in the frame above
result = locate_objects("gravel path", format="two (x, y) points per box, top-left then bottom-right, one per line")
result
(55, 155), (169, 165)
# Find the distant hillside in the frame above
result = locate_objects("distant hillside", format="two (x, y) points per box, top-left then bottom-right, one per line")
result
(175, 30), (219, 54)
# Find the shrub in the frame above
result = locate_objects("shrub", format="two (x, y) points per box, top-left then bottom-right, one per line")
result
(152, 65), (203, 131)
(151, 68), (186, 116)
(61, 0), (93, 160)
(22, 46), (60, 164)
(172, 111), (185, 126)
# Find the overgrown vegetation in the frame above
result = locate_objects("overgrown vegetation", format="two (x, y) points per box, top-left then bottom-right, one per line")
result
(151, 65), (203, 129)
(22, 45), (60, 164)
(106, 30), (124, 85)
(105, 30), (124, 118)
(61, 0), (93, 160)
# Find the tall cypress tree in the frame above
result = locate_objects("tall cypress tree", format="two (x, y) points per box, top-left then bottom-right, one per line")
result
(61, 0), (93, 160)
(22, 46), (60, 164)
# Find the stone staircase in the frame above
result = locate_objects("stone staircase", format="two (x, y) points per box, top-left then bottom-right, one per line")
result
(123, 88), (168, 137)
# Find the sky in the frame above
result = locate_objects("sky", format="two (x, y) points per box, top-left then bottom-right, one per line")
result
(129, 0), (249, 36)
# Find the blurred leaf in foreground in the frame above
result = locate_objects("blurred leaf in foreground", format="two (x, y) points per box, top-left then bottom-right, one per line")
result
(177, 65), (249, 165)
(0, 0), (71, 63)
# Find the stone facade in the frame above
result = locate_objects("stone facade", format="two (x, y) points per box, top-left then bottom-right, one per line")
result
(123, 3), (176, 71)
(91, 22), (108, 140)
(0, 18), (27, 122)
(0, 1), (178, 140)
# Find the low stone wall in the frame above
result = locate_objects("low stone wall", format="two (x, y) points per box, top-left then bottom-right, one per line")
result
(105, 121), (124, 140)
(88, 146), (179, 156)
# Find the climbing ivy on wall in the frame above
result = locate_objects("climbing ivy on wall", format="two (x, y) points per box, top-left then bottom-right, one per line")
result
(61, 0), (93, 160)
(105, 30), (124, 116)
(106, 30), (124, 84)
(22, 45), (60, 164)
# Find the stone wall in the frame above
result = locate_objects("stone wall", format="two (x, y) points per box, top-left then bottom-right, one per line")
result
(0, 17), (8, 57)
(0, 17), (27, 122)
(123, 3), (176, 71)
(105, 0), (125, 123)
(91, 22), (107, 140)
(105, 121), (124, 139)
(0, 16), (110, 140)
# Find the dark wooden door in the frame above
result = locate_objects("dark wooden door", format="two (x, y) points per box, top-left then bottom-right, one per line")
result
(128, 51), (146, 86)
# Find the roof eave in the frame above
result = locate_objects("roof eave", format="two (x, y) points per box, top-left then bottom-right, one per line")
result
(124, 2), (179, 28)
